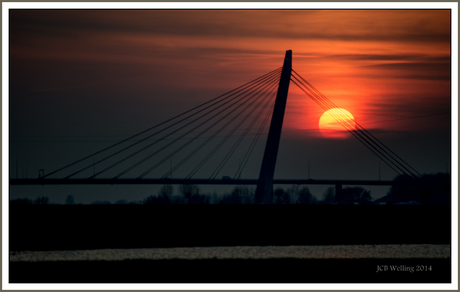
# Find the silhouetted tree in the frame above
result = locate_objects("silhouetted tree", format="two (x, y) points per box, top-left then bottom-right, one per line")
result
(336, 187), (372, 204)
(91, 200), (112, 205)
(169, 195), (188, 204)
(10, 198), (32, 205)
(65, 195), (75, 205)
(143, 196), (158, 204)
(274, 187), (291, 204)
(159, 184), (173, 203)
(188, 193), (210, 204)
(296, 187), (317, 204)
(223, 190), (242, 204)
(143, 185), (175, 204)
(209, 192), (222, 204)
(179, 184), (200, 203)
(144, 195), (174, 204)
(322, 187), (335, 204)
(115, 199), (128, 204)
(387, 173), (450, 205)
(359, 189), (373, 204)
(222, 186), (253, 204)
(33, 196), (49, 205)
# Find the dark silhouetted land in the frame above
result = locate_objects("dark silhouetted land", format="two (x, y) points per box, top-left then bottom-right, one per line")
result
(10, 205), (450, 251)
(9, 204), (451, 283)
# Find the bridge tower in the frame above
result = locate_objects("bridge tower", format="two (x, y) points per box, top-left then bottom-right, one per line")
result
(255, 50), (292, 204)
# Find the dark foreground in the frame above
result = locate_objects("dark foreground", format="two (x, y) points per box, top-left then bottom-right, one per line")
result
(10, 258), (450, 283)
(9, 205), (451, 283)
(10, 205), (451, 250)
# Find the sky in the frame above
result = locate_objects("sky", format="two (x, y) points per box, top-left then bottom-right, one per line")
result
(8, 8), (453, 203)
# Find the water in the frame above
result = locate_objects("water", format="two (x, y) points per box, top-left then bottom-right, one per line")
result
(10, 244), (450, 262)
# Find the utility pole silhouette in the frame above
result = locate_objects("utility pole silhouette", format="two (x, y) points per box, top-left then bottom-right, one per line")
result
(255, 50), (292, 204)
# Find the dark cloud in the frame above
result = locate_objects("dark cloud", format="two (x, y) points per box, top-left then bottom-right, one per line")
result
(362, 61), (451, 80)
(10, 9), (451, 45)
(329, 53), (450, 62)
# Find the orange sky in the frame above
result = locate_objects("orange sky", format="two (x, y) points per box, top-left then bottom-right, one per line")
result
(9, 9), (453, 200)
(10, 9), (451, 139)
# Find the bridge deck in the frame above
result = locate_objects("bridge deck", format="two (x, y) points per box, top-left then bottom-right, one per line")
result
(10, 178), (398, 186)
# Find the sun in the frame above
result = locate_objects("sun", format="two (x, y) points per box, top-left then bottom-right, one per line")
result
(319, 108), (356, 139)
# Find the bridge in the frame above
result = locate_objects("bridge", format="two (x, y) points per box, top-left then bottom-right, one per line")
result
(9, 178), (398, 186)
(11, 50), (422, 203)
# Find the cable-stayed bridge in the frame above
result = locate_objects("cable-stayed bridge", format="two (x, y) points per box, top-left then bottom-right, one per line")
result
(10, 51), (422, 203)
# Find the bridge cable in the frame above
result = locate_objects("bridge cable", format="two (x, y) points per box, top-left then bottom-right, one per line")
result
(42, 67), (282, 179)
(291, 76), (413, 179)
(292, 78), (406, 178)
(160, 74), (280, 180)
(292, 69), (422, 178)
(88, 68), (281, 179)
(134, 71), (282, 179)
(64, 68), (282, 179)
(292, 71), (421, 180)
(234, 99), (275, 179)
(291, 70), (421, 180)
(209, 82), (279, 180)
(185, 77), (279, 179)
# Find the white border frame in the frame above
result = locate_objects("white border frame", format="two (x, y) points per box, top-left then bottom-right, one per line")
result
(2, 2), (458, 290)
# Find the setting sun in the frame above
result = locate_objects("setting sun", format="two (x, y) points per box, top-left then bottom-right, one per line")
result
(319, 108), (356, 139)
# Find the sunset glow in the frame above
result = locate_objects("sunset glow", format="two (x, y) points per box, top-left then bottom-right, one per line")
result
(8, 9), (451, 138)
(319, 108), (356, 139)
(8, 7), (453, 201)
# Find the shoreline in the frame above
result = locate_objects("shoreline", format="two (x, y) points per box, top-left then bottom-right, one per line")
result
(10, 244), (451, 262)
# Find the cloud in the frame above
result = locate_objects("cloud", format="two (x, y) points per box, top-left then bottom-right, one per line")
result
(328, 53), (450, 62)
(9, 9), (452, 137)
(10, 9), (451, 44)
(362, 61), (451, 80)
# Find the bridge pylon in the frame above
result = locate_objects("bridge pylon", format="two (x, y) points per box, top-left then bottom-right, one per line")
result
(255, 50), (292, 204)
